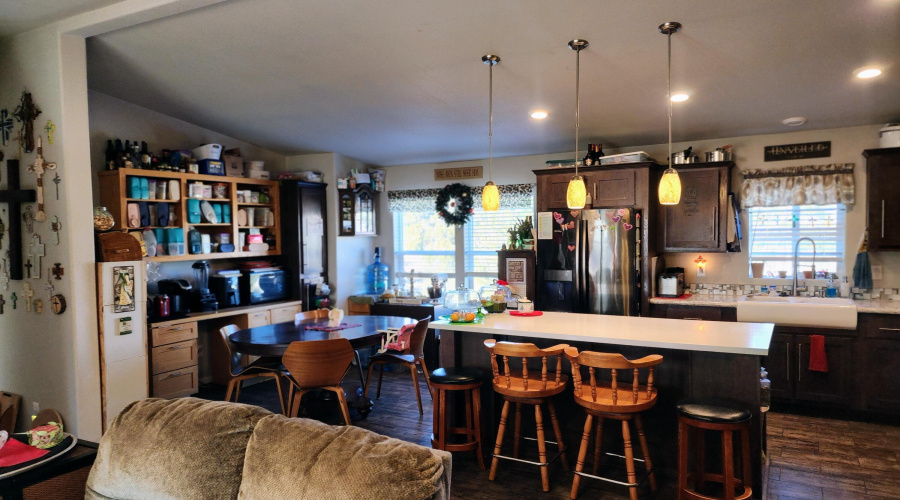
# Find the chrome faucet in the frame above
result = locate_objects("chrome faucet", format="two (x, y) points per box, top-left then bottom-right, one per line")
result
(792, 237), (816, 296)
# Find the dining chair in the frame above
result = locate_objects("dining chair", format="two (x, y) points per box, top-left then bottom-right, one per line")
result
(218, 325), (289, 415)
(294, 309), (329, 323)
(281, 338), (356, 425)
(363, 318), (433, 415)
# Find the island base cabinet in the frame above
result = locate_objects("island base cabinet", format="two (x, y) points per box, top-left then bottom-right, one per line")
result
(764, 332), (854, 408)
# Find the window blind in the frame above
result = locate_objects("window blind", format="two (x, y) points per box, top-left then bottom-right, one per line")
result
(748, 204), (845, 277)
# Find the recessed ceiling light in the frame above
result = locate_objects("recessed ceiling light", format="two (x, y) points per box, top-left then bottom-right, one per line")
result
(782, 117), (807, 127)
(670, 93), (690, 102)
(854, 66), (883, 79)
(530, 110), (548, 119)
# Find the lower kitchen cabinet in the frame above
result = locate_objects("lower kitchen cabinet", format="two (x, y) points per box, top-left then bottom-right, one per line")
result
(765, 334), (793, 401)
(763, 329), (855, 408)
(861, 313), (900, 413)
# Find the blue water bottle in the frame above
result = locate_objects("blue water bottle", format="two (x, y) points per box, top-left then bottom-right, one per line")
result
(366, 247), (390, 295)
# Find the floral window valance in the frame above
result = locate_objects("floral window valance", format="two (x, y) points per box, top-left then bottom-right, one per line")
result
(388, 183), (534, 212)
(740, 163), (855, 208)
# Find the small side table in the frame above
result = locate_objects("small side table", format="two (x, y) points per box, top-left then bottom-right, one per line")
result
(0, 440), (98, 500)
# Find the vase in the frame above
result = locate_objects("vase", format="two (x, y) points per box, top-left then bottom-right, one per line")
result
(751, 262), (765, 278)
(522, 238), (535, 250)
(93, 206), (115, 232)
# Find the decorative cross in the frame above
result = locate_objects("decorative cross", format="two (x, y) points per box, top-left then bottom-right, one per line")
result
(43, 120), (55, 144)
(51, 263), (63, 281)
(0, 109), (12, 146)
(33, 298), (42, 314)
(28, 136), (57, 222)
(0, 294), (5, 314)
(0, 160), (36, 279)
(13, 91), (41, 154)
(22, 205), (35, 233)
(22, 283), (34, 312)
(10, 292), (17, 309)
(50, 216), (61, 245)
(0, 260), (8, 290)
(29, 234), (45, 280)
(24, 259), (32, 279)
(45, 271), (54, 296)
(52, 173), (60, 200)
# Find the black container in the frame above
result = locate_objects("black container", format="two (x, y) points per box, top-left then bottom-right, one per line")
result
(210, 275), (241, 308)
(158, 279), (192, 316)
(240, 269), (287, 305)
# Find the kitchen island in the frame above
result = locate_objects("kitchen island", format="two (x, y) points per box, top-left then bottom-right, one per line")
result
(432, 311), (774, 498)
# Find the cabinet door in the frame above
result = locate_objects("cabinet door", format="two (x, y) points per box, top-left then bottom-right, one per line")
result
(246, 310), (271, 328)
(764, 333), (794, 401)
(584, 170), (635, 208)
(794, 335), (853, 406)
(863, 338), (900, 412)
(660, 167), (726, 252)
(866, 150), (900, 250)
(537, 174), (572, 212)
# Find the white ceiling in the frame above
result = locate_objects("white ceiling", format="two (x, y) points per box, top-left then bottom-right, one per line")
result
(0, 0), (123, 36)
(85, 0), (900, 166)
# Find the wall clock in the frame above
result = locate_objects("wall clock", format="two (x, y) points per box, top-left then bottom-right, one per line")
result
(50, 293), (66, 314)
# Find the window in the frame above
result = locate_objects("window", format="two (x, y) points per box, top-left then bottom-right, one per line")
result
(465, 206), (534, 290)
(747, 204), (846, 278)
(393, 211), (456, 293)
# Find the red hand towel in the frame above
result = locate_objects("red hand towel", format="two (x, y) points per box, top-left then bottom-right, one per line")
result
(808, 335), (829, 372)
(0, 437), (50, 467)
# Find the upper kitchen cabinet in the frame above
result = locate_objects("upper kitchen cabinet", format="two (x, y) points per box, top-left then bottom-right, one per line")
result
(863, 148), (900, 251)
(658, 162), (732, 253)
(533, 162), (654, 212)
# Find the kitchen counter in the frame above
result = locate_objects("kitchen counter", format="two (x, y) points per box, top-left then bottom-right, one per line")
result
(432, 310), (773, 355)
(651, 295), (900, 315)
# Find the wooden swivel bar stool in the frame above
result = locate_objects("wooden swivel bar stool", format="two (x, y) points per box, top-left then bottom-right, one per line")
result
(676, 400), (752, 500)
(430, 367), (486, 470)
(565, 347), (663, 500)
(484, 339), (570, 492)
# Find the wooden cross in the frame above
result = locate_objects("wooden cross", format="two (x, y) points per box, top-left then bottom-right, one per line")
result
(50, 216), (61, 245)
(10, 292), (16, 309)
(52, 263), (63, 280)
(33, 298), (42, 314)
(0, 160), (36, 280)
(43, 120), (55, 144)
(13, 91), (41, 154)
(22, 283), (34, 312)
(0, 294), (5, 314)
(24, 259), (32, 279)
(29, 234), (45, 280)
(28, 136), (57, 222)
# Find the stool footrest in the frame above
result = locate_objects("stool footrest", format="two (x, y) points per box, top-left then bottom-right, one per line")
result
(493, 448), (565, 468)
(522, 436), (561, 446)
(574, 468), (652, 488)
(606, 451), (646, 464)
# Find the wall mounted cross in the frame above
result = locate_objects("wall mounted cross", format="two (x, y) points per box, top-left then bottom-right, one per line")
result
(0, 293), (4, 314)
(52, 263), (63, 280)
(43, 120), (55, 144)
(22, 282), (34, 312)
(10, 291), (16, 309)
(29, 234), (45, 280)
(13, 92), (41, 154)
(28, 136), (57, 222)
(0, 160), (36, 279)
(50, 216), (61, 244)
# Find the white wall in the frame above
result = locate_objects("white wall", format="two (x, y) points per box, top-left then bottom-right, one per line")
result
(376, 124), (899, 290)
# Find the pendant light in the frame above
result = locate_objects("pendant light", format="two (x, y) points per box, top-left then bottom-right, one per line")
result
(566, 39), (588, 210)
(482, 54), (501, 211)
(658, 21), (682, 205)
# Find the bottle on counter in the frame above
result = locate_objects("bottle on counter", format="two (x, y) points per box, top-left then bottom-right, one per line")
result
(760, 367), (771, 412)
(840, 276), (850, 298)
(366, 247), (390, 295)
(583, 144), (595, 166)
(826, 277), (838, 298)
(140, 141), (151, 169)
(114, 139), (125, 169)
(105, 139), (116, 170)
(596, 143), (605, 159)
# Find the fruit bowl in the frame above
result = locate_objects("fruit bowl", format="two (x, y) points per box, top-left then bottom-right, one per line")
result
(441, 311), (479, 323)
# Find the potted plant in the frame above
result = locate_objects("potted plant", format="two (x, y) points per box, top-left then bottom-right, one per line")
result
(507, 217), (534, 250)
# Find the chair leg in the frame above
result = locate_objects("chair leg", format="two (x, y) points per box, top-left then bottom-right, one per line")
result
(621, 419), (638, 500)
(571, 413), (594, 500)
(418, 358), (433, 399)
(593, 417), (604, 475)
(535, 403), (550, 492)
(225, 378), (237, 403)
(363, 361), (376, 399)
(472, 387), (485, 470)
(677, 418), (689, 500)
(695, 424), (706, 492)
(489, 400), (510, 482)
(291, 389), (309, 418)
(722, 429), (736, 500)
(332, 387), (352, 426)
(547, 401), (568, 470)
(376, 363), (385, 399)
(635, 413), (657, 491)
(409, 363), (423, 416)
(234, 378), (242, 402)
(435, 388), (446, 450)
(512, 402), (522, 459)
(272, 374), (287, 416)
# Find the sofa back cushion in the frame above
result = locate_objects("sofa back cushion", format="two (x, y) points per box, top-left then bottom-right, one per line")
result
(86, 398), (271, 500)
(238, 414), (451, 500)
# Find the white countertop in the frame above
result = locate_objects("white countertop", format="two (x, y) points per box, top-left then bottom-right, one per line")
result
(650, 295), (900, 315)
(432, 311), (773, 356)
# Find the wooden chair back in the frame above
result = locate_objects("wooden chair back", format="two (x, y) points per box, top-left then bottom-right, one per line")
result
(218, 325), (245, 376)
(0, 391), (21, 433)
(294, 309), (329, 324)
(484, 340), (569, 392)
(565, 347), (663, 406)
(282, 338), (355, 389)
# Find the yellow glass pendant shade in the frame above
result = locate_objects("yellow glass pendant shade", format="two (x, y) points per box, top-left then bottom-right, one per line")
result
(658, 167), (682, 205)
(567, 175), (587, 209)
(482, 181), (500, 211)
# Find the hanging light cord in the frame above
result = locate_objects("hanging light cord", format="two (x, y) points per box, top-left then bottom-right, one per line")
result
(574, 47), (581, 175)
(489, 59), (494, 182)
(667, 30), (673, 167)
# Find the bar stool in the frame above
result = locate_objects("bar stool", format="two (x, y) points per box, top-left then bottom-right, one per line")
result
(484, 339), (570, 492)
(430, 367), (485, 470)
(565, 347), (663, 500)
(676, 400), (752, 500)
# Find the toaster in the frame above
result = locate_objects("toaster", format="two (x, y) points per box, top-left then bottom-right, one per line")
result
(658, 269), (685, 298)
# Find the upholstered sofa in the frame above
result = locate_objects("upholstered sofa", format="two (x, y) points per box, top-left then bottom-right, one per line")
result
(85, 398), (451, 500)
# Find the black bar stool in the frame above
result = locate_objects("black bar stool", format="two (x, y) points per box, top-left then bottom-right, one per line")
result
(676, 400), (752, 500)
(430, 367), (485, 469)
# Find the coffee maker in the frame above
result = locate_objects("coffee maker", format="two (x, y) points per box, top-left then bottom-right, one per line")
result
(192, 261), (218, 312)
(157, 279), (192, 317)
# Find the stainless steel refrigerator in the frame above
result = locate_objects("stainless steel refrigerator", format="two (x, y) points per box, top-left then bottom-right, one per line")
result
(536, 208), (640, 315)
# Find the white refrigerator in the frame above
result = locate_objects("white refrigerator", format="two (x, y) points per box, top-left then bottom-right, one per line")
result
(97, 261), (148, 431)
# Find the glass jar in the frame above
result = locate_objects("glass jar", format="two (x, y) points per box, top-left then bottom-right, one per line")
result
(443, 284), (483, 318)
(93, 206), (115, 231)
(478, 279), (513, 313)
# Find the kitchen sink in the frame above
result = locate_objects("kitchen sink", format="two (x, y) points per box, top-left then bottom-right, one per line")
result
(736, 295), (857, 329)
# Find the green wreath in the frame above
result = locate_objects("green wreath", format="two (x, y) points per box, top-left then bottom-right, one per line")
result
(435, 183), (474, 226)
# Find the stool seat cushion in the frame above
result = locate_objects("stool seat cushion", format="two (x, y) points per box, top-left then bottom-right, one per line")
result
(430, 367), (483, 385)
(676, 400), (751, 423)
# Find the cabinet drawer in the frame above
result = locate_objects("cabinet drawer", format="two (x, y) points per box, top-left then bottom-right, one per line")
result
(152, 365), (199, 399)
(269, 304), (303, 325)
(151, 322), (198, 347)
(151, 339), (198, 375)
(862, 314), (900, 339)
(246, 310), (272, 328)
(665, 306), (722, 322)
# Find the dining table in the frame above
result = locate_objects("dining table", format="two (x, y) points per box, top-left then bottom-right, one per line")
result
(229, 314), (418, 417)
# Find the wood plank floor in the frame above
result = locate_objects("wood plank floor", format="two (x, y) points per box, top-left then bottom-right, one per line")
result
(197, 369), (900, 499)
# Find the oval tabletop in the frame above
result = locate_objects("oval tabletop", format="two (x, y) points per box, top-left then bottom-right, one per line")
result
(229, 315), (417, 357)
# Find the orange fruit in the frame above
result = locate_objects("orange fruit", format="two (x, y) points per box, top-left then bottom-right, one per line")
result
(465, 312), (476, 322)
(450, 312), (459, 322)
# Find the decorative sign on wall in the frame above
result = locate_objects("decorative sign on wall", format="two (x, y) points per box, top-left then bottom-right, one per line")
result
(113, 266), (135, 313)
(434, 166), (483, 181)
(764, 141), (831, 162)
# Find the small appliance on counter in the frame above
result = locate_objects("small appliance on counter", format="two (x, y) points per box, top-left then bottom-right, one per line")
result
(192, 261), (218, 312)
(157, 279), (192, 317)
(240, 268), (287, 305)
(210, 272), (241, 308)
(658, 267), (686, 298)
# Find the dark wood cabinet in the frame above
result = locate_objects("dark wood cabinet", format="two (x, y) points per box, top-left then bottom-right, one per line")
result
(863, 148), (900, 251)
(280, 180), (327, 309)
(533, 163), (649, 212)
(536, 174), (571, 213)
(765, 333), (793, 401)
(658, 162), (731, 253)
(860, 313), (900, 412)
(763, 327), (855, 408)
(664, 305), (723, 322)
(583, 169), (636, 207)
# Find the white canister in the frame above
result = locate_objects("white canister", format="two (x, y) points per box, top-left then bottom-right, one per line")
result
(879, 123), (900, 148)
(517, 299), (534, 313)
